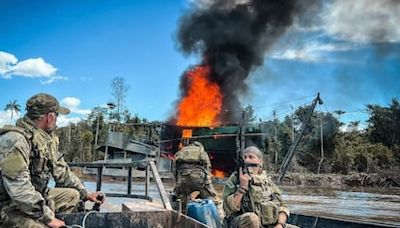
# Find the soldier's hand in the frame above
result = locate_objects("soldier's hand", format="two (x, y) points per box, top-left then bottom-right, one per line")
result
(86, 191), (105, 204)
(239, 167), (251, 190)
(47, 218), (65, 228)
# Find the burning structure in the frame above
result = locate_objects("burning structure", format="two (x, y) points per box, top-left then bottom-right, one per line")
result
(161, 124), (265, 177)
(163, 0), (302, 176)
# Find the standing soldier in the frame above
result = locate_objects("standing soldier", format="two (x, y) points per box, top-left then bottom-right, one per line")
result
(173, 141), (224, 219)
(0, 93), (105, 228)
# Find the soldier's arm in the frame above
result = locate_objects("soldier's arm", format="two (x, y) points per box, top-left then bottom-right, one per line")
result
(0, 132), (55, 224)
(222, 172), (242, 217)
(50, 152), (88, 200)
(197, 150), (211, 172)
(269, 177), (290, 219)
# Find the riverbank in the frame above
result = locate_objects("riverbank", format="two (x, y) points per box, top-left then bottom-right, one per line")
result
(273, 172), (400, 190)
(71, 167), (400, 191)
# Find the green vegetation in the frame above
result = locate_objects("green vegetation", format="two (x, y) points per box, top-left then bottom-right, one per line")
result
(54, 97), (399, 176)
(4, 100), (20, 123)
(262, 98), (400, 175)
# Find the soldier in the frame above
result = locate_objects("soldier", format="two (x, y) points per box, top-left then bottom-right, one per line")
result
(173, 141), (224, 219)
(0, 93), (105, 228)
(222, 146), (290, 228)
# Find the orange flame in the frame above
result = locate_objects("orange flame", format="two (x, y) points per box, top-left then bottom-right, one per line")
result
(176, 65), (222, 127)
(212, 169), (227, 178)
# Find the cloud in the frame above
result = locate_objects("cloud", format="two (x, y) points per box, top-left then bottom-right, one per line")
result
(79, 77), (93, 81)
(0, 51), (18, 75)
(323, 0), (400, 43)
(0, 110), (21, 127)
(0, 51), (68, 84)
(56, 115), (82, 127)
(8, 58), (57, 77)
(60, 97), (91, 116)
(270, 42), (358, 62)
(41, 76), (68, 84)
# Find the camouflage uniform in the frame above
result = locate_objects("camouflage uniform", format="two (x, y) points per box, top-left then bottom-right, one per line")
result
(222, 171), (290, 228)
(0, 94), (88, 227)
(173, 142), (223, 218)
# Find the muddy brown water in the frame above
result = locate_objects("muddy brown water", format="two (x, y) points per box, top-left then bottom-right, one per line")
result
(51, 180), (400, 226)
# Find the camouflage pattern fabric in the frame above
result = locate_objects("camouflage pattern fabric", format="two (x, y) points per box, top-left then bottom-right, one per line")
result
(229, 212), (261, 228)
(26, 93), (70, 118)
(222, 171), (290, 227)
(173, 143), (223, 218)
(0, 117), (87, 226)
(0, 187), (80, 228)
(174, 143), (211, 170)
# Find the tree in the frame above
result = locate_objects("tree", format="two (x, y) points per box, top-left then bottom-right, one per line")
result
(294, 108), (340, 173)
(334, 110), (346, 125)
(367, 98), (400, 148)
(111, 77), (130, 123)
(4, 100), (21, 123)
(348, 121), (360, 132)
(243, 105), (257, 123)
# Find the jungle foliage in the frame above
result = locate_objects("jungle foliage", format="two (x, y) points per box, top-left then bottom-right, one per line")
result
(55, 98), (399, 175)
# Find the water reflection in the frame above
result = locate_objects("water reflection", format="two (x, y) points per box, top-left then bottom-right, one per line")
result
(49, 181), (400, 225)
(281, 186), (400, 226)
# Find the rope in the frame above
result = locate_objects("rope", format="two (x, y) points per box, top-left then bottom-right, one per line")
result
(64, 211), (99, 228)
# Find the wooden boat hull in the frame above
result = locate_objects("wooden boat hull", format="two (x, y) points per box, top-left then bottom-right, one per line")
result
(59, 210), (209, 228)
(60, 211), (399, 228)
(288, 213), (399, 228)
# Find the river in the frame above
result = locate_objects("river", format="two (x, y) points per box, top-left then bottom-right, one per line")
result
(281, 186), (400, 226)
(55, 180), (400, 226)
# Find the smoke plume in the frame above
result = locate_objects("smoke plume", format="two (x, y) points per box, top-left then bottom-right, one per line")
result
(173, 0), (301, 124)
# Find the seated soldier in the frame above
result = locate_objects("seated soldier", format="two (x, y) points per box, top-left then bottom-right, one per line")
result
(222, 146), (290, 228)
(0, 93), (104, 228)
(173, 141), (224, 219)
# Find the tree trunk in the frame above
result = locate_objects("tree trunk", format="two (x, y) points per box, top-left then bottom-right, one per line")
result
(317, 117), (324, 174)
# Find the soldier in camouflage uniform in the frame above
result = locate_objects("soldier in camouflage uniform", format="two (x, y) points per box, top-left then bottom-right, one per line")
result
(173, 141), (223, 219)
(0, 93), (105, 228)
(223, 146), (290, 228)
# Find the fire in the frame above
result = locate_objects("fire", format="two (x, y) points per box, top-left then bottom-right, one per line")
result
(176, 65), (222, 127)
(212, 169), (227, 178)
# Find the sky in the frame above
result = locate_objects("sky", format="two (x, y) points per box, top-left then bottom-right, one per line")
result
(1, 0), (399, 128)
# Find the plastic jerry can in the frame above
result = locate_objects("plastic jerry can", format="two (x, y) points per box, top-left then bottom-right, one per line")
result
(186, 199), (221, 228)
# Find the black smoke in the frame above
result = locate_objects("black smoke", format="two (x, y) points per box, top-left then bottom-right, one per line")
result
(173, 0), (301, 124)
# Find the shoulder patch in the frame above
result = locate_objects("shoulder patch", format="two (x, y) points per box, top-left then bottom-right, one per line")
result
(0, 151), (28, 178)
(0, 131), (30, 161)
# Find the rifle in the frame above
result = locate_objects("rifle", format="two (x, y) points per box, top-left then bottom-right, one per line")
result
(234, 158), (259, 176)
(233, 109), (256, 213)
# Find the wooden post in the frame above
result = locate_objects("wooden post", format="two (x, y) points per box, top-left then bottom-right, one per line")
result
(317, 116), (324, 174)
(149, 160), (172, 210)
(96, 167), (103, 191)
(145, 159), (150, 197)
(127, 167), (132, 195)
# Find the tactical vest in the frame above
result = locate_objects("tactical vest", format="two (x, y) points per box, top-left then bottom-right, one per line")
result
(0, 120), (57, 201)
(240, 172), (281, 226)
(175, 144), (208, 168)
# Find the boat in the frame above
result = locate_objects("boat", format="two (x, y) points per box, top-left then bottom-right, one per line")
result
(64, 160), (399, 228)
(287, 213), (399, 228)
(59, 211), (399, 228)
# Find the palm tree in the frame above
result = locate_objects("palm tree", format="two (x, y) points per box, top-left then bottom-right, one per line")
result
(4, 100), (21, 123)
(334, 110), (346, 124)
